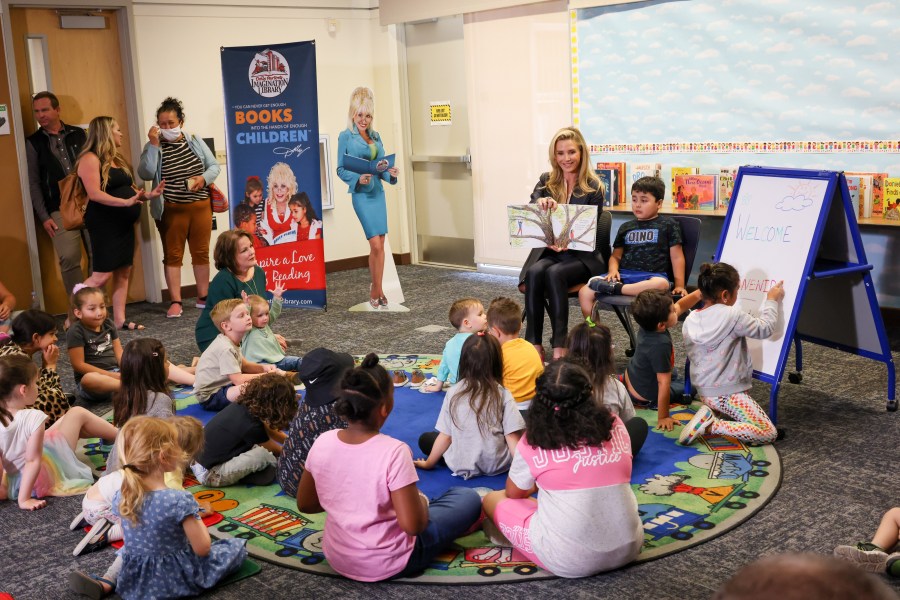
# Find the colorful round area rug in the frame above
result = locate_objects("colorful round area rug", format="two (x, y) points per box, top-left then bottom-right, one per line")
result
(77, 354), (781, 584)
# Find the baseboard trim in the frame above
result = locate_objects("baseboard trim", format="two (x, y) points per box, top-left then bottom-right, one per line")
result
(162, 253), (413, 301)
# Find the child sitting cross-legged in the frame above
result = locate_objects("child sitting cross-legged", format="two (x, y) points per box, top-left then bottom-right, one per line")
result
(486, 297), (543, 413)
(482, 360), (643, 578)
(414, 333), (525, 478)
(191, 372), (297, 487)
(622, 289), (697, 431)
(577, 176), (686, 316)
(420, 297), (487, 393)
(298, 354), (482, 582)
(194, 298), (285, 412)
(242, 282), (301, 373)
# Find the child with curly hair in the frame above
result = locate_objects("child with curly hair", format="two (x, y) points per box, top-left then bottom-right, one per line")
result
(191, 373), (298, 487)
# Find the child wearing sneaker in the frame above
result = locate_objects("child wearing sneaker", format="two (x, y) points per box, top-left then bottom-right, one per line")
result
(678, 262), (783, 446)
(242, 282), (302, 373)
(486, 297), (543, 412)
(194, 298), (283, 411)
(625, 289), (698, 431)
(577, 176), (687, 318)
(421, 298), (487, 393)
(835, 507), (900, 576)
(191, 373), (297, 487)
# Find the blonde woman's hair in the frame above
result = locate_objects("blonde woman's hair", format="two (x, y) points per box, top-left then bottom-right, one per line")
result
(266, 162), (298, 200)
(543, 127), (601, 204)
(346, 87), (374, 132)
(118, 416), (184, 525)
(79, 116), (133, 191)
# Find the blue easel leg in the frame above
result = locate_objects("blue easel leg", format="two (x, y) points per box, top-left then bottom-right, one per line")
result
(887, 356), (896, 411)
(795, 338), (803, 372)
(768, 381), (780, 426)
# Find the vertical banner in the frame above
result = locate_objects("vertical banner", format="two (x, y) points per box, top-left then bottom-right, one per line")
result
(221, 41), (326, 309)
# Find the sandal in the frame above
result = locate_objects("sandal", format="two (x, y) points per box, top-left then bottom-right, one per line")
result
(195, 295), (208, 309)
(378, 295), (388, 307)
(167, 301), (183, 318)
(119, 321), (145, 331)
(68, 571), (115, 599)
(369, 296), (380, 309)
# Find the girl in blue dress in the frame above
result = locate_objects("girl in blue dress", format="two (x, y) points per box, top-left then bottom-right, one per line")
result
(336, 87), (400, 308)
(108, 416), (245, 599)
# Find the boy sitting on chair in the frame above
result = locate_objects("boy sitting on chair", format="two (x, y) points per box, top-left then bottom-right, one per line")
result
(578, 176), (686, 319)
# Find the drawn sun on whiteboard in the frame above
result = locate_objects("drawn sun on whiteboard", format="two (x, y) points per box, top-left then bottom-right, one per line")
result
(775, 181), (820, 212)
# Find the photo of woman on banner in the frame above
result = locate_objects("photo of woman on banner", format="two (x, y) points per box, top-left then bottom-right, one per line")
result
(336, 87), (399, 309)
(260, 162), (298, 245)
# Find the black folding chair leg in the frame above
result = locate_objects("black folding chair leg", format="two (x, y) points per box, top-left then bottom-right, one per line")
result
(613, 305), (638, 357)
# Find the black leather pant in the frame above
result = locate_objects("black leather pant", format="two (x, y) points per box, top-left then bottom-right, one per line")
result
(523, 251), (589, 348)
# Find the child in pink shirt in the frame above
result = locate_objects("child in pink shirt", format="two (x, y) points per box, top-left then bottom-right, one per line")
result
(482, 359), (643, 578)
(297, 353), (481, 581)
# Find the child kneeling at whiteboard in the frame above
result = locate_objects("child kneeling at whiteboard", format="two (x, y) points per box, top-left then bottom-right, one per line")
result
(678, 262), (784, 446)
(578, 176), (687, 317)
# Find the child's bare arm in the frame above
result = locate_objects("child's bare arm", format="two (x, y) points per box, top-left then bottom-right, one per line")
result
(675, 289), (703, 316)
(669, 244), (687, 295)
(297, 470), (324, 514)
(656, 371), (675, 431)
(391, 483), (429, 535)
(18, 427), (47, 510)
(67, 346), (117, 378)
(414, 432), (451, 469)
(606, 248), (623, 280)
(183, 513), (212, 557)
(228, 372), (261, 386)
(505, 477), (537, 499)
(260, 438), (283, 456)
(265, 423), (287, 445)
(112, 338), (123, 365)
(505, 430), (523, 458)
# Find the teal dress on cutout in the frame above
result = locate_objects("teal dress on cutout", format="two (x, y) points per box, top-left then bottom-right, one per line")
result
(336, 124), (397, 239)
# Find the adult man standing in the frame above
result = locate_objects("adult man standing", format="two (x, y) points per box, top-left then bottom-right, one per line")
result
(25, 91), (90, 299)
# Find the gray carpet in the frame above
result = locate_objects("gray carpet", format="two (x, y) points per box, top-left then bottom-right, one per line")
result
(1, 264), (899, 599)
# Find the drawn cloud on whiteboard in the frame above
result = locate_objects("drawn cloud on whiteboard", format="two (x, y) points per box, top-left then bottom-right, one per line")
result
(776, 194), (813, 211)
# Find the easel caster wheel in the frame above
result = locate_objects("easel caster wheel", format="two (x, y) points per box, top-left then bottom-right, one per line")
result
(788, 372), (802, 384)
(887, 400), (898, 412)
(625, 348), (635, 358)
(776, 428), (787, 441)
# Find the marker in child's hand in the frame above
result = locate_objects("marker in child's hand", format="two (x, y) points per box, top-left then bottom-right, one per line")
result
(767, 280), (785, 302)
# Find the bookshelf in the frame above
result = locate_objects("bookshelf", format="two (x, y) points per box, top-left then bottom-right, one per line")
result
(605, 207), (900, 228)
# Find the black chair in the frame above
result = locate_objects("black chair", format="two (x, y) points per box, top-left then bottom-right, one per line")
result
(594, 215), (702, 356)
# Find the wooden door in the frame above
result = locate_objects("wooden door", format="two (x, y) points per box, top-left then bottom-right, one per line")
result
(10, 7), (146, 315)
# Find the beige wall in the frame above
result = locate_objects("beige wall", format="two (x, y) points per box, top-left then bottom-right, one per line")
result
(131, 3), (407, 289)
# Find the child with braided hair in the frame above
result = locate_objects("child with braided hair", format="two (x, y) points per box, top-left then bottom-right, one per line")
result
(482, 359), (643, 578)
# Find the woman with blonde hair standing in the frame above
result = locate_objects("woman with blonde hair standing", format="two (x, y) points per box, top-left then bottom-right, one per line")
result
(336, 87), (399, 309)
(78, 116), (164, 331)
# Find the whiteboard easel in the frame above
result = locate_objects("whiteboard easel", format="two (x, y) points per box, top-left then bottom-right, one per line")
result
(686, 166), (896, 424)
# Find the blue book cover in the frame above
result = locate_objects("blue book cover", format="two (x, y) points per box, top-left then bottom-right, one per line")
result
(341, 153), (395, 176)
(595, 168), (616, 207)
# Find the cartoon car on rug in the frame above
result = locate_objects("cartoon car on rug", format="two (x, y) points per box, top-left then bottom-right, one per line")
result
(640, 503), (715, 542)
(428, 545), (539, 577)
(688, 452), (771, 482)
(639, 474), (760, 511)
(273, 527), (325, 565)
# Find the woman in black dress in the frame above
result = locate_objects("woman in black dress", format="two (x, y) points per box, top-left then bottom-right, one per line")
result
(519, 127), (606, 361)
(78, 116), (164, 330)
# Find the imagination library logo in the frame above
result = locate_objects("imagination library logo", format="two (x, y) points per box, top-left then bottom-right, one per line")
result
(249, 48), (290, 98)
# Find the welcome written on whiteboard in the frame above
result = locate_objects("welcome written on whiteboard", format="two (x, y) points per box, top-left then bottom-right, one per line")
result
(733, 214), (793, 243)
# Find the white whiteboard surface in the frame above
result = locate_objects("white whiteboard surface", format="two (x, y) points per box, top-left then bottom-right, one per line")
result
(717, 173), (831, 379)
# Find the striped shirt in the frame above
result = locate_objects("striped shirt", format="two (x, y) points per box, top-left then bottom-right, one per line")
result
(160, 140), (208, 203)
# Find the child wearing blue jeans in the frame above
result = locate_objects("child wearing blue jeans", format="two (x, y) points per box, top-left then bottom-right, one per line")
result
(578, 176), (686, 317)
(242, 282), (301, 372)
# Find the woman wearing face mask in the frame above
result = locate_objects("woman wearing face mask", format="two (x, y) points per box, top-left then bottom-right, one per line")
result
(138, 97), (220, 318)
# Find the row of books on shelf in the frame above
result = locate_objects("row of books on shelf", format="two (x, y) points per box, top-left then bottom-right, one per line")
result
(594, 162), (900, 221)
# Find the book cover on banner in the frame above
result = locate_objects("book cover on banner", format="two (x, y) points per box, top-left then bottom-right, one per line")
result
(884, 177), (900, 220)
(507, 204), (598, 251)
(845, 175), (862, 220)
(595, 168), (617, 207)
(340, 153), (395, 176)
(673, 174), (715, 210)
(671, 167), (700, 207)
(596, 162), (626, 205)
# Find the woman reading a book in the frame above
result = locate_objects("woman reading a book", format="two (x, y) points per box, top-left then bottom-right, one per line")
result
(336, 87), (399, 309)
(518, 127), (606, 361)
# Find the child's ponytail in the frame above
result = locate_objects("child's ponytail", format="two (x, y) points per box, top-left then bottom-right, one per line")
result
(0, 355), (38, 427)
(117, 416), (183, 524)
(697, 261), (740, 302)
(526, 360), (615, 451)
(335, 353), (391, 423)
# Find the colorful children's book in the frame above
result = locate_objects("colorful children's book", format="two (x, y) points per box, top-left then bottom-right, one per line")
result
(671, 167), (700, 207)
(718, 168), (736, 210)
(857, 174), (874, 219)
(630, 163), (663, 185)
(845, 175), (862, 220)
(883, 177), (900, 220)
(847, 172), (886, 217)
(596, 162), (627, 206)
(595, 168), (617, 208)
(507, 204), (598, 251)
(673, 174), (715, 210)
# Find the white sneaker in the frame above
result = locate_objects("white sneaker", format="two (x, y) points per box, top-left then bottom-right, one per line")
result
(69, 510), (88, 531)
(678, 405), (715, 445)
